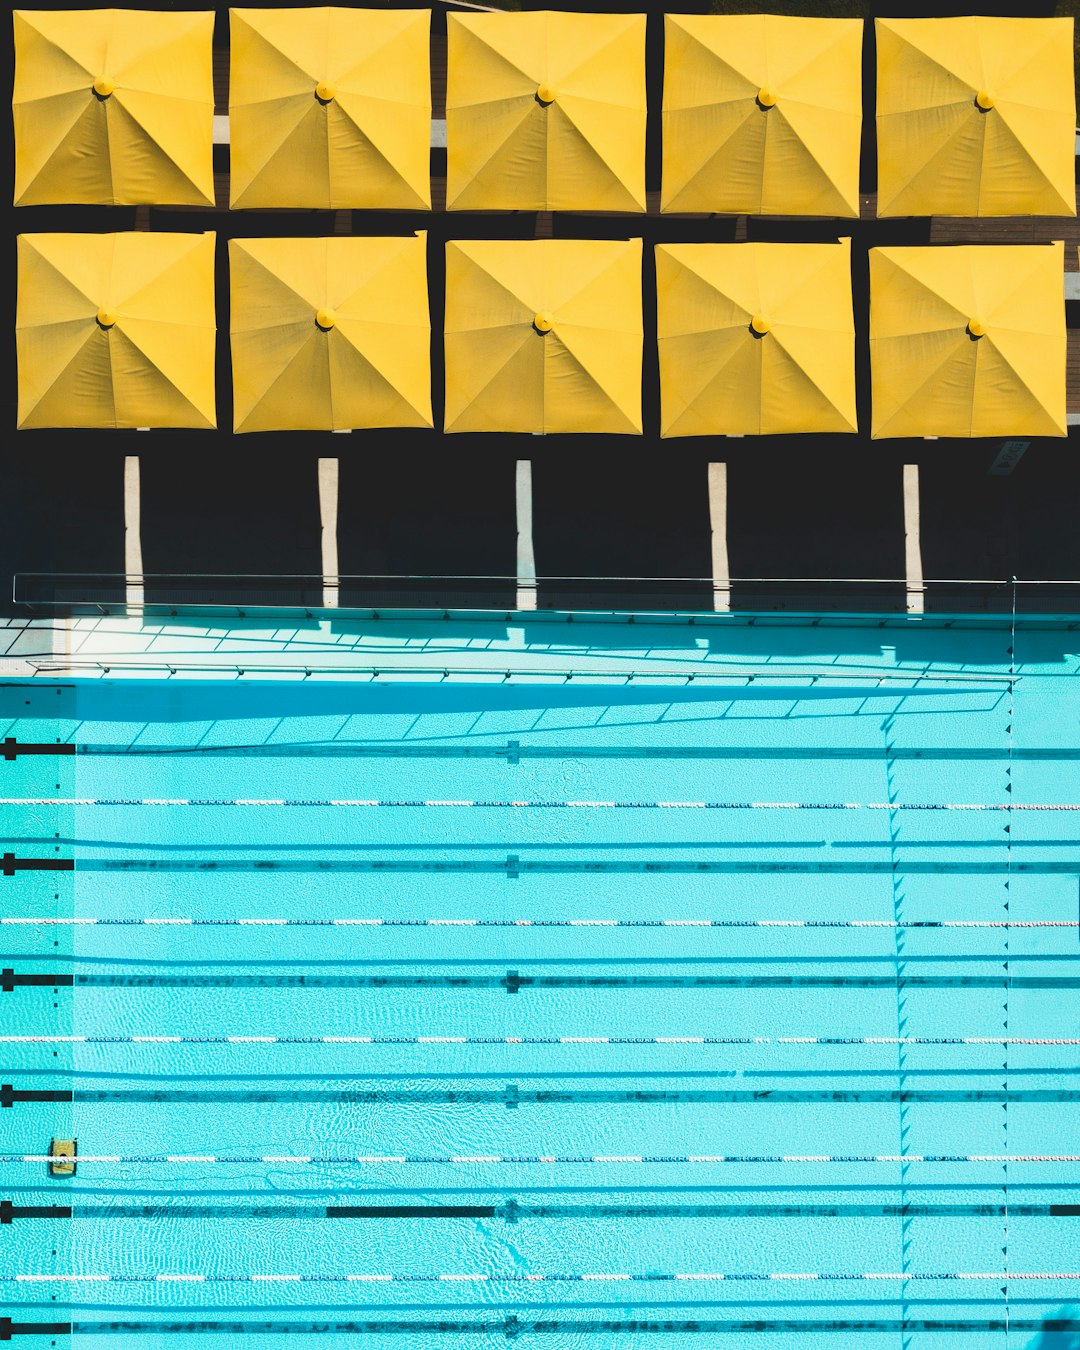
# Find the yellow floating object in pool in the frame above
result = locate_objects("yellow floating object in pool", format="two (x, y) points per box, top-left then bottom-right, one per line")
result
(661, 14), (862, 217)
(446, 10), (646, 212)
(876, 17), (1076, 218)
(656, 240), (857, 438)
(229, 8), (431, 210)
(444, 238), (642, 435)
(230, 234), (432, 433)
(13, 8), (214, 207)
(49, 1139), (76, 1177)
(16, 231), (217, 430)
(869, 242), (1066, 439)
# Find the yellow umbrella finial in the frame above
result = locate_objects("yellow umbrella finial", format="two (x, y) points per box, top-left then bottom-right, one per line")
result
(93, 77), (114, 99)
(315, 309), (337, 331)
(756, 87), (776, 109)
(96, 308), (117, 328)
(533, 311), (554, 333)
(536, 83), (556, 106)
(315, 81), (336, 104)
(967, 318), (986, 338)
(975, 90), (995, 111)
(750, 313), (771, 335)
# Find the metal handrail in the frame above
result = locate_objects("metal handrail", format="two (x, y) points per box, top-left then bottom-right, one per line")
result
(19, 658), (1018, 682)
(10, 572), (1080, 620)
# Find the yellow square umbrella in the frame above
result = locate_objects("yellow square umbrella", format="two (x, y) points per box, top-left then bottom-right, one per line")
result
(230, 234), (432, 434)
(870, 243), (1066, 439)
(229, 8), (431, 210)
(876, 17), (1076, 218)
(14, 9), (214, 207)
(662, 14), (862, 217)
(657, 240), (857, 438)
(445, 238), (642, 435)
(446, 11), (646, 213)
(17, 232), (216, 430)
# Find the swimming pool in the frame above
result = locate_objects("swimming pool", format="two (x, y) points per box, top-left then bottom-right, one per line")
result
(2, 612), (1078, 1346)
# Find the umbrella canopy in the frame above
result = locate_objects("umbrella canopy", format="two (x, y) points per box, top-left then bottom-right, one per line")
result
(444, 239), (642, 435)
(230, 8), (430, 210)
(662, 14), (862, 217)
(230, 234), (432, 434)
(17, 231), (216, 430)
(13, 8), (214, 207)
(446, 11), (646, 213)
(870, 243), (1066, 439)
(876, 17), (1076, 218)
(657, 240), (857, 438)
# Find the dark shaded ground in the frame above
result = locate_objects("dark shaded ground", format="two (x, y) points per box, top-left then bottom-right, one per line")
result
(138, 446), (323, 581)
(3, 434), (1078, 616)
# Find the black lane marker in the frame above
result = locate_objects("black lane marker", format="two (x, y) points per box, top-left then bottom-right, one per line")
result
(2, 855), (74, 877)
(67, 742), (1080, 761)
(37, 1317), (1078, 1336)
(0, 1319), (71, 1339)
(2, 972), (74, 991)
(72, 860), (1080, 875)
(0, 1086), (72, 1108)
(42, 1087), (1080, 1104)
(3, 740), (76, 760)
(0, 1203), (71, 1223)
(5, 1202), (1075, 1221)
(38, 972), (1080, 989)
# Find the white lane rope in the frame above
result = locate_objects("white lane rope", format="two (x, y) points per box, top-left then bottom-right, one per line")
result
(5, 797), (1078, 810)
(4, 1035), (1077, 1046)
(8, 1272), (1079, 1284)
(5, 917), (1075, 929)
(5, 1153), (1078, 1166)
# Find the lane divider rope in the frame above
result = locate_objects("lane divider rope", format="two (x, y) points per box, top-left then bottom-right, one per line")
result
(5, 797), (1078, 810)
(9, 1272), (1079, 1284)
(5, 918), (1074, 928)
(5, 1154), (1078, 1166)
(4, 1035), (1076, 1046)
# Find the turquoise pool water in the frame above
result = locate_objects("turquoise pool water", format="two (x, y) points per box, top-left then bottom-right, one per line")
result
(1, 616), (1078, 1346)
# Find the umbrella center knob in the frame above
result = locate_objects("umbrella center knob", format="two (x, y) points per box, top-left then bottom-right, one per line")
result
(756, 87), (776, 109)
(533, 311), (554, 334)
(93, 78), (114, 99)
(536, 84), (557, 106)
(315, 82), (336, 104)
(96, 308), (117, 329)
(967, 318), (987, 339)
(750, 314), (771, 336)
(975, 90), (995, 111)
(316, 309), (337, 331)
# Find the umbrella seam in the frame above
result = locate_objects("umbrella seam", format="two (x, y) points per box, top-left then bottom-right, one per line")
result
(546, 334), (641, 435)
(446, 99), (539, 210)
(109, 94), (212, 205)
(109, 323), (211, 429)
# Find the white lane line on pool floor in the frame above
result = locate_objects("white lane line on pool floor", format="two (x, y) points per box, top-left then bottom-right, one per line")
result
(5, 797), (1078, 810)
(5, 917), (1075, 928)
(10, 1272), (1079, 1284)
(4, 1035), (1076, 1046)
(5, 1153), (1079, 1166)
